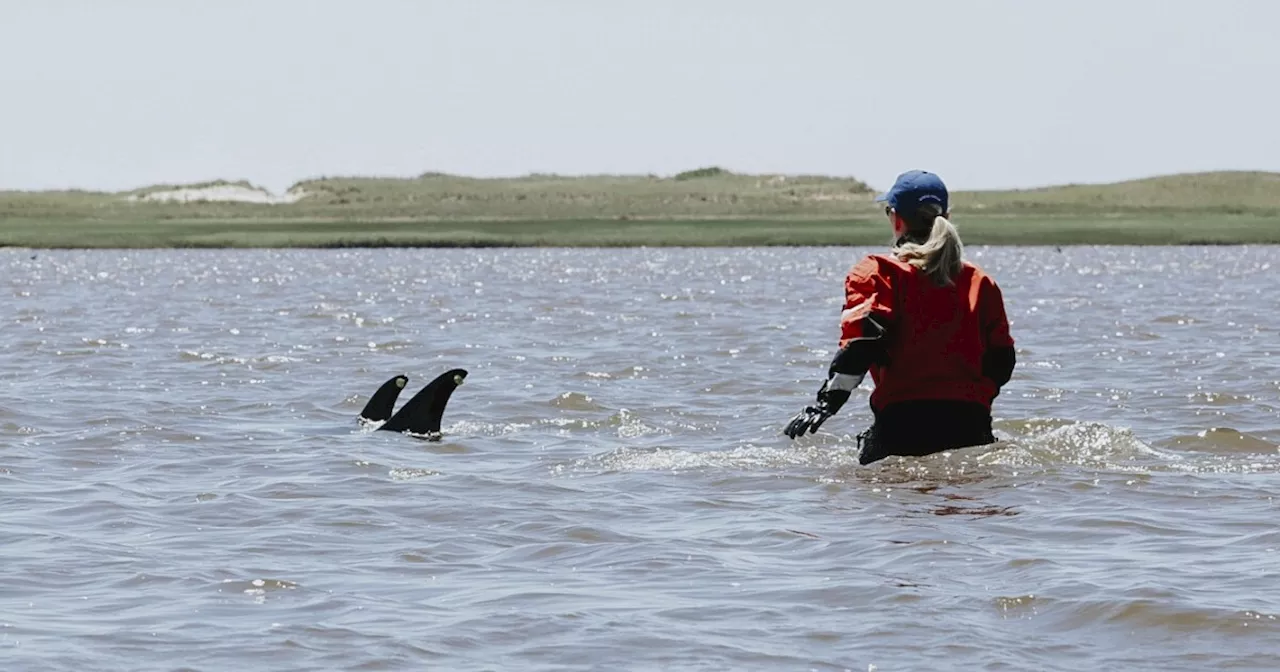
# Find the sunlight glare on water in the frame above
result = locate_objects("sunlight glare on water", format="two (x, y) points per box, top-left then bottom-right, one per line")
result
(2, 246), (1279, 671)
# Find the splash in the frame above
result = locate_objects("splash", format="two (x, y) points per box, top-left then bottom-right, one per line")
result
(556, 443), (859, 475)
(984, 418), (1170, 470)
(537, 409), (665, 438)
(218, 578), (300, 604)
(548, 392), (603, 411)
(389, 467), (441, 480)
(982, 419), (1279, 475)
(555, 418), (1252, 483)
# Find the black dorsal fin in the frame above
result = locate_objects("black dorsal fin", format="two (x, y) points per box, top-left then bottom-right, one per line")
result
(359, 375), (409, 423)
(379, 369), (467, 435)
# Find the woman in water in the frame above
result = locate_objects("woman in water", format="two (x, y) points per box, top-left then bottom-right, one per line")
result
(784, 170), (1016, 465)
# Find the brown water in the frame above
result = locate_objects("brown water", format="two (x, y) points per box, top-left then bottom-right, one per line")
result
(3, 246), (1278, 671)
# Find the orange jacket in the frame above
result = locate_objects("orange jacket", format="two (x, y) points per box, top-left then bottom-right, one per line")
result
(839, 254), (1014, 412)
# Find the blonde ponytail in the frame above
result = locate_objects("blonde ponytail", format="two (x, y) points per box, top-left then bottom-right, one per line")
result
(893, 205), (963, 286)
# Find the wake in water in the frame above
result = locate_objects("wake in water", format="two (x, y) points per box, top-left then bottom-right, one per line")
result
(996, 419), (1280, 475)
(340, 372), (1279, 484)
(339, 364), (1276, 485)
(553, 417), (1280, 482)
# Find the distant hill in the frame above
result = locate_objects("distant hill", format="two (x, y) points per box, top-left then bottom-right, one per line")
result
(283, 168), (875, 218)
(2, 169), (1277, 220)
(957, 171), (1280, 213)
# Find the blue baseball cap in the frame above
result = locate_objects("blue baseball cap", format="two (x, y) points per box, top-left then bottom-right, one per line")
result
(875, 170), (949, 218)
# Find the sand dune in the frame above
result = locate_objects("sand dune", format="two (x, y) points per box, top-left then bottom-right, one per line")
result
(129, 184), (307, 204)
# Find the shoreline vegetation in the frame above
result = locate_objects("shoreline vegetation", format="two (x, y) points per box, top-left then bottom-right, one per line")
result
(2, 168), (1278, 248)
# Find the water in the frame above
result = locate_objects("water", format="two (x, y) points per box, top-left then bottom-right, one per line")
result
(3, 246), (1278, 671)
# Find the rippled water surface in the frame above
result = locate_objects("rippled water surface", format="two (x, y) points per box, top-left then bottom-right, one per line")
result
(3, 246), (1279, 671)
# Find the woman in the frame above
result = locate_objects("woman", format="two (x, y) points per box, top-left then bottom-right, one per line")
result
(784, 170), (1016, 465)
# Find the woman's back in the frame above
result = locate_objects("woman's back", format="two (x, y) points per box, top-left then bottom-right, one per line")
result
(858, 255), (1012, 412)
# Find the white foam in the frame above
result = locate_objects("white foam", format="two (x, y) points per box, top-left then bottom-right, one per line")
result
(558, 443), (858, 475)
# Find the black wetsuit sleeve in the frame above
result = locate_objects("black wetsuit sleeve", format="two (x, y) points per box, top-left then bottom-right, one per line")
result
(828, 315), (888, 378)
(982, 346), (1016, 388)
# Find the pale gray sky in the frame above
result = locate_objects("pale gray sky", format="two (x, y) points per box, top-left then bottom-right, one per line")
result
(2, 0), (1277, 193)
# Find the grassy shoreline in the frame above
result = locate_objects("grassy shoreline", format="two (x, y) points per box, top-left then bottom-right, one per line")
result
(4, 214), (1278, 248)
(3, 170), (1278, 247)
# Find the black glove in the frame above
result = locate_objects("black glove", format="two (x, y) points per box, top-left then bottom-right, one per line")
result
(784, 380), (851, 439)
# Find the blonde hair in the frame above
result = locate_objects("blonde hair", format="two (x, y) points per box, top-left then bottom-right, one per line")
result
(893, 202), (963, 286)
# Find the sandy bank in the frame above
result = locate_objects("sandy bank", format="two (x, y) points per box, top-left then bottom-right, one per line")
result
(128, 184), (307, 204)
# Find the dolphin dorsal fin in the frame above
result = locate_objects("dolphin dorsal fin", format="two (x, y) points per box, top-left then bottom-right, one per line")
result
(359, 375), (408, 423)
(379, 369), (467, 436)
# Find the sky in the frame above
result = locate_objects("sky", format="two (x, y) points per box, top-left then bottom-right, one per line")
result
(1, 0), (1277, 193)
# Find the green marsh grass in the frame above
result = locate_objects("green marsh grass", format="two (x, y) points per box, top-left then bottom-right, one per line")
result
(2, 170), (1278, 247)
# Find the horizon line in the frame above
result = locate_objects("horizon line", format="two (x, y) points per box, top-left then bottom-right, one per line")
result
(3, 167), (1277, 197)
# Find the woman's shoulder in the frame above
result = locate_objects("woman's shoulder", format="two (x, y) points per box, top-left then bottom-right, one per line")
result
(852, 253), (911, 274)
(844, 254), (917, 293)
(846, 254), (900, 282)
